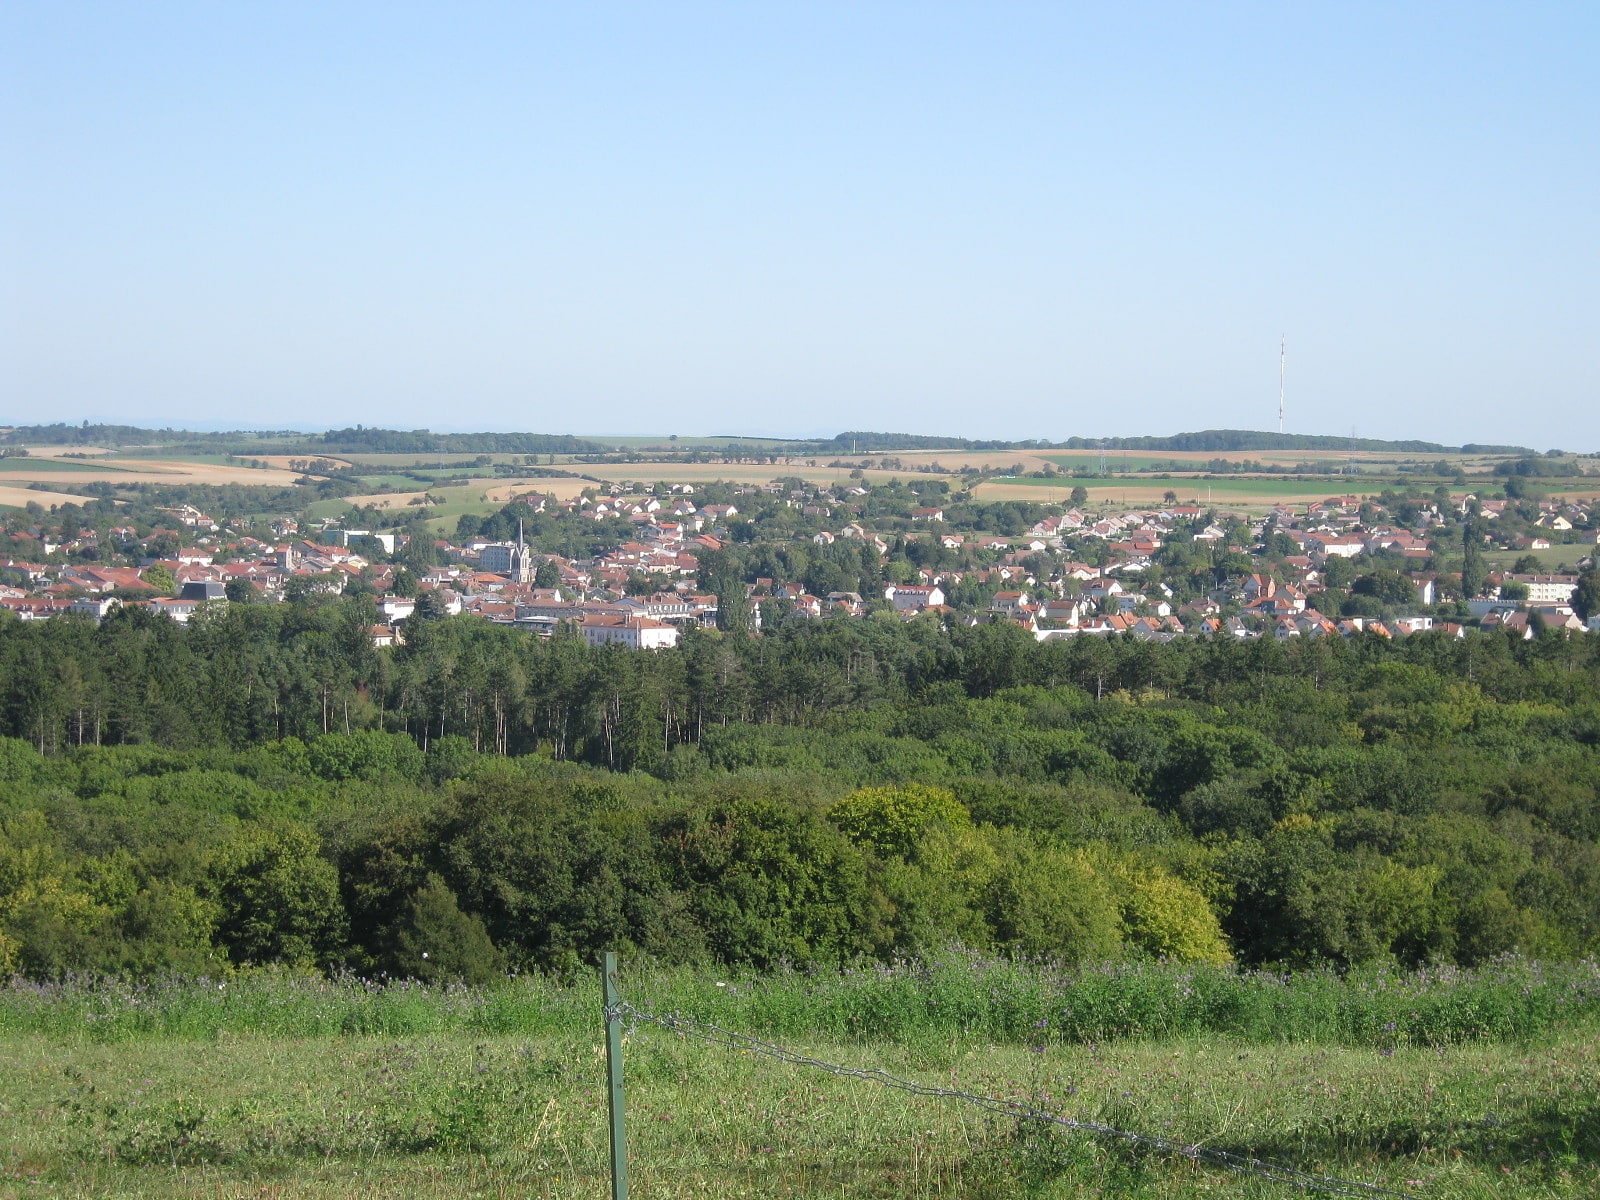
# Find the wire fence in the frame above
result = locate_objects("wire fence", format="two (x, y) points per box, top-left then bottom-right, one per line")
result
(605, 996), (1419, 1199)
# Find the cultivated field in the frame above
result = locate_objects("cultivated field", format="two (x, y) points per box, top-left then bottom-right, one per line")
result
(0, 484), (104, 509)
(580, 461), (961, 487)
(249, 454), (355, 470)
(308, 477), (600, 529)
(350, 477), (597, 511)
(0, 457), (313, 487)
(971, 475), (1386, 508)
(7, 446), (117, 458)
(1042, 449), (1447, 471)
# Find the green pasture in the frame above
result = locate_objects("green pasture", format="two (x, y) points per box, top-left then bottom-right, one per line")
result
(3, 1023), (1592, 1198)
(340, 480), (512, 531)
(301, 497), (364, 522)
(0, 457), (143, 474)
(409, 467), (501, 481)
(1518, 477), (1600, 498)
(1484, 545), (1596, 572)
(2, 953), (1598, 1197)
(105, 450), (242, 463)
(348, 473), (442, 490)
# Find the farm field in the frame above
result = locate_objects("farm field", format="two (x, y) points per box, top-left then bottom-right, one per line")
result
(972, 475), (1387, 508)
(0, 484), (103, 509)
(1041, 449), (1447, 472)
(249, 454), (355, 470)
(822, 449), (1058, 474)
(310, 476), (599, 526)
(340, 453), (530, 468)
(586, 434), (812, 451)
(3, 1025), (1593, 1198)
(574, 461), (962, 488)
(8, 446), (117, 458)
(0, 457), (312, 487)
(0, 458), (147, 475)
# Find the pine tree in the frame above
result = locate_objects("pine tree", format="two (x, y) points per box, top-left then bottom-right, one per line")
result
(716, 582), (751, 634)
(1460, 521), (1485, 599)
(392, 875), (502, 985)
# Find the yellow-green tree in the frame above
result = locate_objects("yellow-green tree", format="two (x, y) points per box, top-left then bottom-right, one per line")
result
(830, 784), (971, 858)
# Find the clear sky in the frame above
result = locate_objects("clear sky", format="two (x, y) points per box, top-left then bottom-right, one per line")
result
(3, 3), (1596, 447)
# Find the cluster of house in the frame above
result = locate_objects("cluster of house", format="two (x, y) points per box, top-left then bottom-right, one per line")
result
(814, 495), (1596, 642)
(2, 487), (1595, 647)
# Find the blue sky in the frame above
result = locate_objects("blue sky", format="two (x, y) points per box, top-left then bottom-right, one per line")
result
(3, 3), (1596, 447)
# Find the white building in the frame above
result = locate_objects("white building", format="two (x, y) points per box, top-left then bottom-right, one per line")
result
(884, 584), (946, 612)
(378, 596), (416, 623)
(580, 613), (679, 650)
(478, 523), (533, 583)
(1307, 534), (1366, 558)
(1507, 574), (1579, 606)
(68, 596), (121, 623)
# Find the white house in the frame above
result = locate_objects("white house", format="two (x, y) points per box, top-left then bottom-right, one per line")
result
(884, 584), (946, 612)
(379, 596), (417, 623)
(580, 613), (679, 650)
(1508, 574), (1579, 605)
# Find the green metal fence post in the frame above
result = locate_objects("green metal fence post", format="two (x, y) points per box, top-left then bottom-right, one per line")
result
(602, 950), (628, 1200)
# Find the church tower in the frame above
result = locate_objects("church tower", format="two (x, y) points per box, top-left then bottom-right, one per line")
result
(513, 519), (532, 585)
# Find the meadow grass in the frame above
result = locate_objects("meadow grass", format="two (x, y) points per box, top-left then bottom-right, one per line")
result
(3, 1024), (1595, 1197)
(4, 956), (1596, 1197)
(3, 953), (1594, 1049)
(1483, 546), (1594, 572)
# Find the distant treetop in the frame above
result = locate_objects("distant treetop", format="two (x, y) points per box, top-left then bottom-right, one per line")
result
(0, 423), (1537, 457)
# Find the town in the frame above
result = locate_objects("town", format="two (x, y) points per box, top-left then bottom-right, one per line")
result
(3, 466), (1596, 643)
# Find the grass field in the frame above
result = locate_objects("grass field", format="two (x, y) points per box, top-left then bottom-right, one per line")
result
(0, 458), (147, 475)
(2, 958), (1596, 1198)
(7, 1029), (1596, 1198)
(1484, 545), (1597, 572)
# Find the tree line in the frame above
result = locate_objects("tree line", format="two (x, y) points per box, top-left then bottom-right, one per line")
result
(1, 603), (1597, 981)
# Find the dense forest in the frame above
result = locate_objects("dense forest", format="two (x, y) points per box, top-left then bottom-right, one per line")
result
(1, 604), (1597, 983)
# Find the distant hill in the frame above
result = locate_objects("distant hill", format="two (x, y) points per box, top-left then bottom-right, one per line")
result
(822, 431), (1039, 452)
(311, 428), (607, 455)
(0, 423), (1533, 457)
(812, 429), (1533, 455)
(1060, 430), (1532, 454)
(0, 423), (300, 447)
(0, 425), (609, 456)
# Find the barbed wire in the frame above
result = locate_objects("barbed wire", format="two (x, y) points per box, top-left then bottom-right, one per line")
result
(606, 1000), (1418, 1199)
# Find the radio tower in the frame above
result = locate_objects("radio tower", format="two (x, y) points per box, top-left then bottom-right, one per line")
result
(1278, 335), (1286, 434)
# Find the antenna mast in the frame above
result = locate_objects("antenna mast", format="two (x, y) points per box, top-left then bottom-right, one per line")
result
(1278, 335), (1286, 435)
